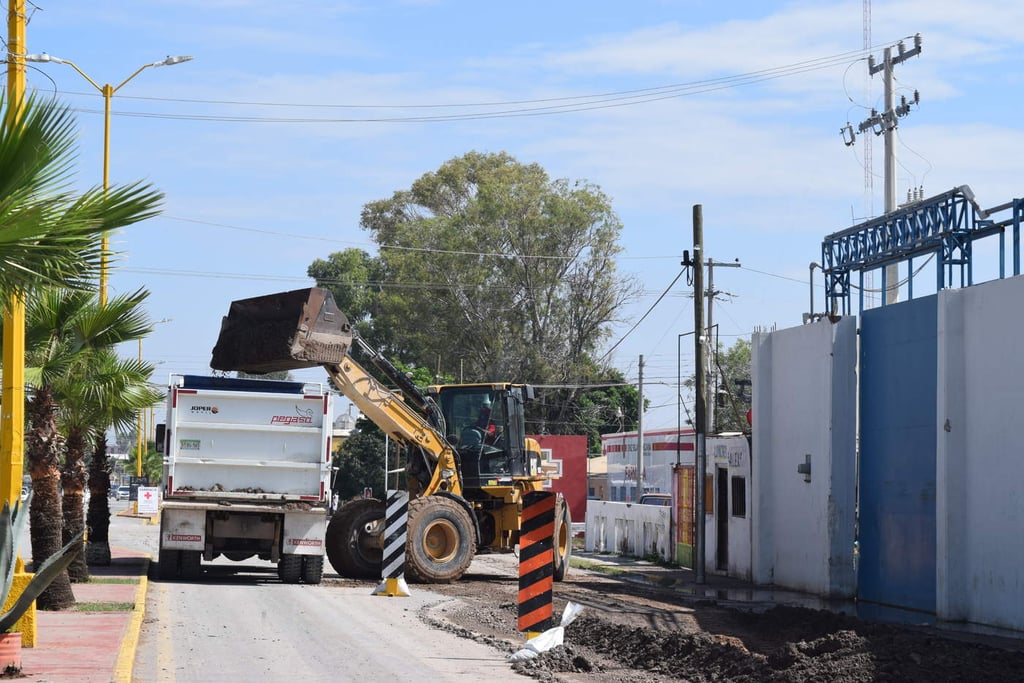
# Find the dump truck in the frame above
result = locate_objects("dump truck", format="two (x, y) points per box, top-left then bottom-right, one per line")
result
(158, 373), (333, 583)
(210, 287), (572, 583)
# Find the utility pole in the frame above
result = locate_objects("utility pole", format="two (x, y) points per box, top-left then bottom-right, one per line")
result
(705, 258), (741, 433)
(691, 205), (706, 584)
(840, 34), (922, 305)
(636, 354), (644, 501)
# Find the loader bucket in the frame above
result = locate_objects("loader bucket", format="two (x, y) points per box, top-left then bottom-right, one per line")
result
(210, 287), (353, 373)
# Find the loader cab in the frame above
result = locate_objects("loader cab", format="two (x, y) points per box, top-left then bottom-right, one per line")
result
(430, 384), (533, 490)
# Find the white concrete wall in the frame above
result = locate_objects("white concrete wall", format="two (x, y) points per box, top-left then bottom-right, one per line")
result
(584, 500), (672, 562)
(751, 317), (858, 598)
(937, 276), (1024, 631)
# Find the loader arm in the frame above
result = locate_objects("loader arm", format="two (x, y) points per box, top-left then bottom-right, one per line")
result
(320, 355), (462, 498)
(209, 286), (462, 499)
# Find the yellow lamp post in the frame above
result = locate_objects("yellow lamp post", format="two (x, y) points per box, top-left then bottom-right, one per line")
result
(25, 53), (193, 304)
(2, 1), (27, 513)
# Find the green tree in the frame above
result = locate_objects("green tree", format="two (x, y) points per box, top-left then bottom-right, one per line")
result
(0, 95), (162, 296)
(311, 151), (639, 437)
(140, 438), (164, 485)
(23, 288), (155, 600)
(306, 249), (385, 340)
(55, 349), (162, 570)
(332, 427), (387, 502)
(712, 338), (752, 434)
(2, 97), (160, 609)
(552, 370), (640, 454)
(360, 151), (637, 383)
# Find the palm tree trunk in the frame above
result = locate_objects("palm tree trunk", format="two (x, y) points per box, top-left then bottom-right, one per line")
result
(26, 386), (75, 610)
(60, 426), (89, 582)
(86, 433), (112, 566)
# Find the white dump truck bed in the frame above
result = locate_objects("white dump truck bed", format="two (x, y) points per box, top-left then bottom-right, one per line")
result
(164, 374), (333, 502)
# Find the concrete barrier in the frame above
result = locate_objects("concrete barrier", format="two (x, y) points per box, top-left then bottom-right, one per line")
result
(584, 501), (672, 562)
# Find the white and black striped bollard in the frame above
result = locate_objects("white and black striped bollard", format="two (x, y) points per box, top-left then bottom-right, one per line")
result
(373, 490), (410, 597)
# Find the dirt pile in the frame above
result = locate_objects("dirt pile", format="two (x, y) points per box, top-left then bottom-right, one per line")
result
(424, 561), (1024, 682)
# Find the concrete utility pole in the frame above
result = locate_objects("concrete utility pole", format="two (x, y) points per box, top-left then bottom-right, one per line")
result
(636, 354), (644, 500)
(691, 205), (706, 584)
(841, 34), (922, 305)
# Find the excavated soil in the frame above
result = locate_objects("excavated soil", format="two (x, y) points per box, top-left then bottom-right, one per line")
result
(409, 555), (1024, 682)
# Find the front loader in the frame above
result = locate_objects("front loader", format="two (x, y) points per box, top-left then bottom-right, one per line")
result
(210, 287), (572, 583)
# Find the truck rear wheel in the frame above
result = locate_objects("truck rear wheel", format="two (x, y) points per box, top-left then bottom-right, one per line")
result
(326, 499), (385, 579)
(180, 550), (203, 580)
(553, 495), (572, 581)
(301, 555), (324, 584)
(278, 554), (302, 583)
(405, 496), (475, 583)
(157, 548), (180, 580)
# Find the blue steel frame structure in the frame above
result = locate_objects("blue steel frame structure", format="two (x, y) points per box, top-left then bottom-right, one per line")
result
(821, 185), (1024, 316)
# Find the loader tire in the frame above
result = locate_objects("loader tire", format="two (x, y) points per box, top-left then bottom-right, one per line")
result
(326, 499), (384, 579)
(553, 495), (573, 581)
(405, 496), (476, 584)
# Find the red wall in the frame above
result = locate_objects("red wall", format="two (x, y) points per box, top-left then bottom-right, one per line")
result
(531, 434), (588, 524)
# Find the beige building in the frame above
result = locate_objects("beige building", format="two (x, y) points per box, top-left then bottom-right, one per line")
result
(586, 455), (608, 500)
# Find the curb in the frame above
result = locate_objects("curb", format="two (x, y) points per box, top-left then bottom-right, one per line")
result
(112, 555), (150, 683)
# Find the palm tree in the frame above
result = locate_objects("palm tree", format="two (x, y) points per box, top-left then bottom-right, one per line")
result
(56, 349), (162, 577)
(0, 94), (162, 296)
(0, 95), (162, 609)
(24, 288), (154, 591)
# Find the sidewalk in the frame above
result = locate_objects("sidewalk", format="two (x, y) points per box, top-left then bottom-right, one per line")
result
(19, 541), (150, 682)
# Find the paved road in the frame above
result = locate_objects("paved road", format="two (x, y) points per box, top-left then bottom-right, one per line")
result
(107, 505), (529, 682)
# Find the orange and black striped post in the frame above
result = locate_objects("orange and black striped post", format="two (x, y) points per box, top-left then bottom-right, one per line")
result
(518, 490), (555, 638)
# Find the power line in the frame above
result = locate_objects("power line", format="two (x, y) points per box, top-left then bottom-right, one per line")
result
(598, 269), (686, 363)
(26, 42), (907, 125)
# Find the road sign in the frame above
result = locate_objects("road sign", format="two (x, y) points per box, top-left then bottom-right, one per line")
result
(137, 486), (160, 515)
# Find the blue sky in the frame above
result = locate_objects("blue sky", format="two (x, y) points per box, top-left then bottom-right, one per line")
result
(16, 1), (1024, 430)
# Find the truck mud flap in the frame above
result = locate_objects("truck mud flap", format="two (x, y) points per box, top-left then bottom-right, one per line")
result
(210, 287), (354, 373)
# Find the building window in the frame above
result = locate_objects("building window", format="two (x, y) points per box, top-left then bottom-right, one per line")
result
(731, 476), (746, 518)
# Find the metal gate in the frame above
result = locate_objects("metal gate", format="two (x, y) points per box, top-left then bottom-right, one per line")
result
(857, 295), (937, 613)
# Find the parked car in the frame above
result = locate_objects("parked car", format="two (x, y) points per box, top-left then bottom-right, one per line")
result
(116, 485), (131, 501)
(638, 493), (672, 506)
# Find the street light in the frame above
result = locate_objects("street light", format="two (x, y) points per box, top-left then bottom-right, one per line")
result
(25, 52), (193, 304)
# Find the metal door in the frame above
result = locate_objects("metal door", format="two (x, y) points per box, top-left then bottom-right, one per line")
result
(857, 296), (937, 613)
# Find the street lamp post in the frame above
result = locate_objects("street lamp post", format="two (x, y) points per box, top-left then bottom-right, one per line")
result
(25, 53), (193, 304)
